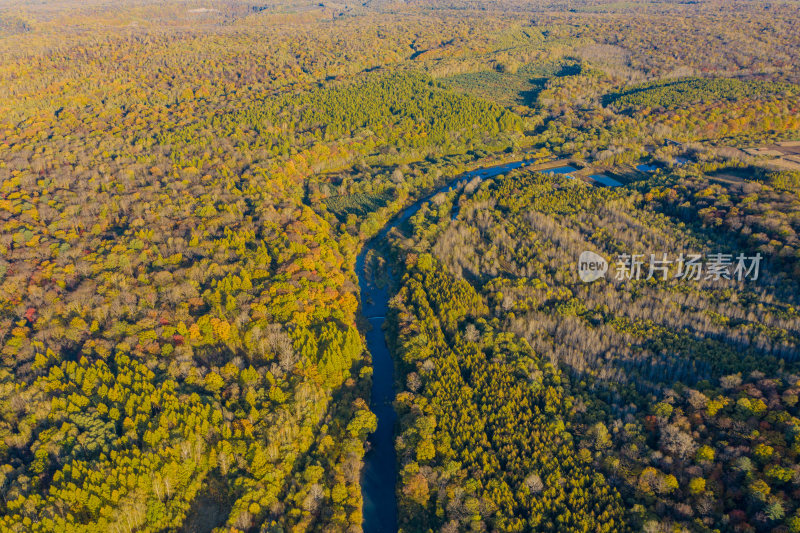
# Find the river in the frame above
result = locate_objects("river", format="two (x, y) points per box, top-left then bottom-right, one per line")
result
(356, 157), (543, 533)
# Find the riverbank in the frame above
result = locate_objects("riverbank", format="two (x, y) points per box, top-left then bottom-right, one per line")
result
(357, 157), (543, 532)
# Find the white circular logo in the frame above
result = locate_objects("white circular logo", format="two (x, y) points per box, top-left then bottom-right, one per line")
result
(578, 251), (608, 283)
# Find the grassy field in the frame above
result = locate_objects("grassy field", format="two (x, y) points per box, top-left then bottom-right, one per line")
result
(323, 190), (395, 220)
(438, 62), (566, 107)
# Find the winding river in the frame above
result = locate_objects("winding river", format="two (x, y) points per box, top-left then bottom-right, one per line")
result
(357, 158), (545, 533)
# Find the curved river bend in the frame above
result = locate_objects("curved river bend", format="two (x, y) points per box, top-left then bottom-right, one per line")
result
(357, 158), (549, 532)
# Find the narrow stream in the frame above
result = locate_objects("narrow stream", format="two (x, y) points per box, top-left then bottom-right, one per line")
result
(357, 158), (538, 533)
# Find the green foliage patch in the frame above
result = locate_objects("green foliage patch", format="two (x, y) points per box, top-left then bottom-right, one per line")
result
(605, 76), (798, 109)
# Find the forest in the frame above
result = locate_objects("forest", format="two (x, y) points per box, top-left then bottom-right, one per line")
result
(389, 165), (800, 531)
(0, 0), (799, 531)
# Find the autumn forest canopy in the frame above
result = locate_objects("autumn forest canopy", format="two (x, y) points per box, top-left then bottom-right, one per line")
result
(0, 0), (799, 532)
